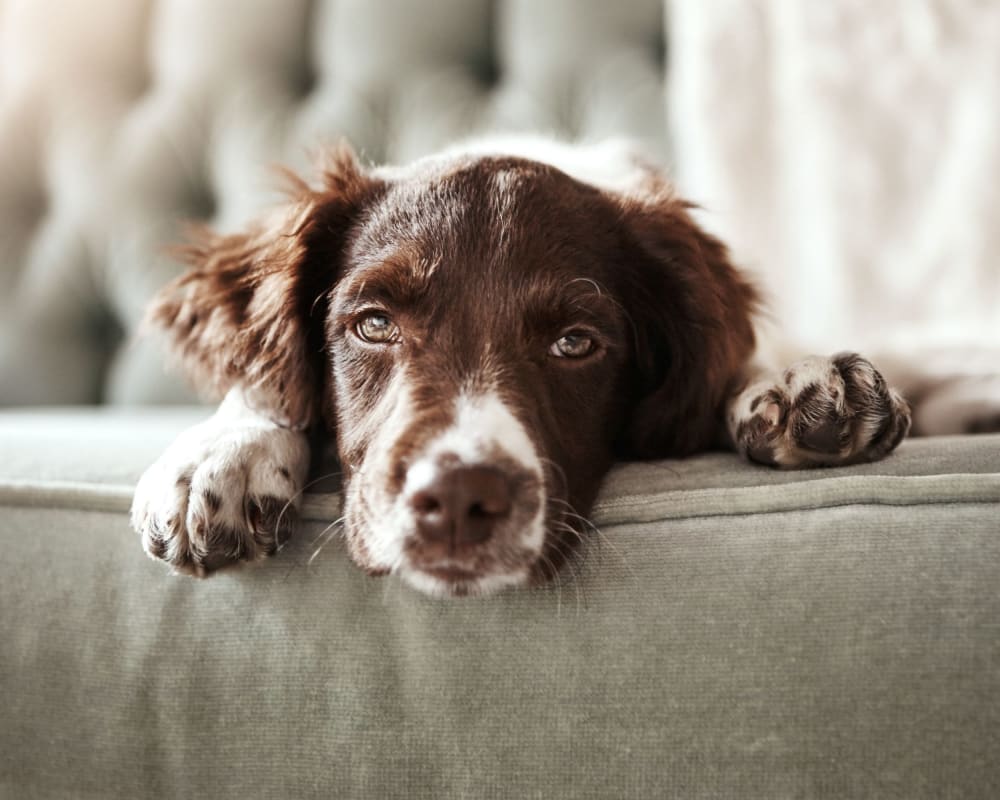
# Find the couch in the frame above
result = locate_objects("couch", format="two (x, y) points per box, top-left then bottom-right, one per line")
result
(1, 2), (998, 798)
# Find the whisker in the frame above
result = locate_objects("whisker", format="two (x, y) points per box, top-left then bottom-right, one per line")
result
(306, 515), (346, 566)
(566, 276), (640, 354)
(538, 456), (569, 498)
(546, 499), (636, 581)
(553, 541), (585, 615)
(539, 527), (590, 614)
(378, 553), (409, 605)
(275, 468), (344, 553)
(567, 276), (605, 297)
(536, 550), (565, 616)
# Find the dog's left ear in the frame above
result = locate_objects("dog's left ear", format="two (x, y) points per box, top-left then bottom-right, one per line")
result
(148, 144), (381, 429)
(615, 195), (761, 458)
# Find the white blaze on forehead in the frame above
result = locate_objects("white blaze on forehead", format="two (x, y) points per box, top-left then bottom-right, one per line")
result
(402, 389), (541, 494)
(401, 458), (437, 496)
(419, 389), (539, 471)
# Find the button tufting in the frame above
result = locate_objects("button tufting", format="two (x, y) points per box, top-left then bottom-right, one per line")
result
(292, 62), (320, 100)
(652, 31), (667, 70)
(0, 0), (671, 405)
(471, 1), (500, 88)
(293, 0), (322, 99)
(20, 185), (49, 238)
(184, 182), (217, 223)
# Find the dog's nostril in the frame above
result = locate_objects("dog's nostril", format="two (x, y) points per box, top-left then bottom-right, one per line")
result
(408, 465), (512, 547)
(411, 493), (441, 515)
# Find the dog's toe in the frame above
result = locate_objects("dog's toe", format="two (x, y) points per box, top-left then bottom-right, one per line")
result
(130, 419), (309, 575)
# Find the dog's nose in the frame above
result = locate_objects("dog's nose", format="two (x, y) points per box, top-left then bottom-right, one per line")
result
(409, 465), (512, 546)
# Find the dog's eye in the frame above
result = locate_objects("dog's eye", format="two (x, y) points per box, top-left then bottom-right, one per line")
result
(549, 333), (595, 359)
(356, 313), (399, 344)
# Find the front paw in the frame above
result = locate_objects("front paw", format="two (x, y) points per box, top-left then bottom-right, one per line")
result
(131, 421), (309, 576)
(732, 353), (911, 468)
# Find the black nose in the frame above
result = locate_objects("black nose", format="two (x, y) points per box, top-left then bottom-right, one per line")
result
(409, 465), (512, 547)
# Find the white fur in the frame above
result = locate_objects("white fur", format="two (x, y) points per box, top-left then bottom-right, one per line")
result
(417, 390), (539, 475)
(130, 387), (309, 572)
(400, 566), (530, 599)
(376, 134), (656, 198)
(350, 371), (419, 570)
(442, 135), (654, 195)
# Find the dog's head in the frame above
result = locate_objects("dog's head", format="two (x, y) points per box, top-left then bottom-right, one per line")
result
(151, 143), (757, 596)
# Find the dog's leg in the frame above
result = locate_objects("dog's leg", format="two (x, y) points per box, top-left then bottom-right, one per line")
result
(726, 353), (911, 467)
(131, 388), (310, 575)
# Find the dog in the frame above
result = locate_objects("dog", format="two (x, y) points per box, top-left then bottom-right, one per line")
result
(131, 137), (919, 597)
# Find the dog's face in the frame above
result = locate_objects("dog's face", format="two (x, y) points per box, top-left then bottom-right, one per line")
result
(329, 158), (636, 595)
(152, 145), (757, 596)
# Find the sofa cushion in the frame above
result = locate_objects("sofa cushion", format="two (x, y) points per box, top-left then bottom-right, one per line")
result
(1, 409), (998, 798)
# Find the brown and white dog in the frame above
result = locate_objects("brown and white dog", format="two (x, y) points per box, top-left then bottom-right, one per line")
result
(131, 138), (916, 597)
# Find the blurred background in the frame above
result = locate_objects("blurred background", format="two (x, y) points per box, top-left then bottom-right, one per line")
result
(1, 0), (997, 407)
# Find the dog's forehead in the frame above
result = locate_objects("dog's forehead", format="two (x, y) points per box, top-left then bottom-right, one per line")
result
(332, 154), (629, 365)
(352, 155), (613, 270)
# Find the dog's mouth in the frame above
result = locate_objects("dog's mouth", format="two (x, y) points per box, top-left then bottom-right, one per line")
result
(395, 499), (598, 598)
(400, 559), (534, 598)
(343, 478), (595, 597)
(338, 446), (603, 597)
(422, 564), (482, 583)
(399, 537), (542, 597)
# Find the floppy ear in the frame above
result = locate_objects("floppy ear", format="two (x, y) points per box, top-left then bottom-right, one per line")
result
(616, 195), (761, 458)
(148, 144), (379, 430)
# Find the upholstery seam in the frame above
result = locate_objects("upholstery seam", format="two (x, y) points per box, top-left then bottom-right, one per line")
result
(0, 474), (996, 524)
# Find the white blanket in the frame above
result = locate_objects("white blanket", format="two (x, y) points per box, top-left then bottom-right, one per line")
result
(668, 0), (1000, 366)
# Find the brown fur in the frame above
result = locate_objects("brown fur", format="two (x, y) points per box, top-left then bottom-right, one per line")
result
(149, 144), (382, 429)
(616, 196), (760, 457)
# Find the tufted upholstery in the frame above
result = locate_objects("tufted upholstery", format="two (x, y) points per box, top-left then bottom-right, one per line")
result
(0, 0), (669, 406)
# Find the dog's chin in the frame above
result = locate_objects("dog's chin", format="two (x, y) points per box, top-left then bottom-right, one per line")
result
(399, 563), (532, 598)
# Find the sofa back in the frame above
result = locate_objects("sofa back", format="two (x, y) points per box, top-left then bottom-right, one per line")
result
(0, 0), (669, 405)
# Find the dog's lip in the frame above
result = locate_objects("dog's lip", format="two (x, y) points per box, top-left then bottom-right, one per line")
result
(420, 563), (482, 583)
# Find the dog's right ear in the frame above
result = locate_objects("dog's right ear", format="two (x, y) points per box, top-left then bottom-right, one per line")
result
(148, 143), (381, 430)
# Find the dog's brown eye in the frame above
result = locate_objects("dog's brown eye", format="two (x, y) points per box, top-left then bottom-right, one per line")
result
(549, 333), (595, 359)
(356, 313), (399, 344)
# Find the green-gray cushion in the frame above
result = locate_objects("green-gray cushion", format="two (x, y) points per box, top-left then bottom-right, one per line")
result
(1, 410), (998, 798)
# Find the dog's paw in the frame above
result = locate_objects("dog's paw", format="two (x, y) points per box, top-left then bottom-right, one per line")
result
(131, 416), (310, 576)
(731, 353), (911, 468)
